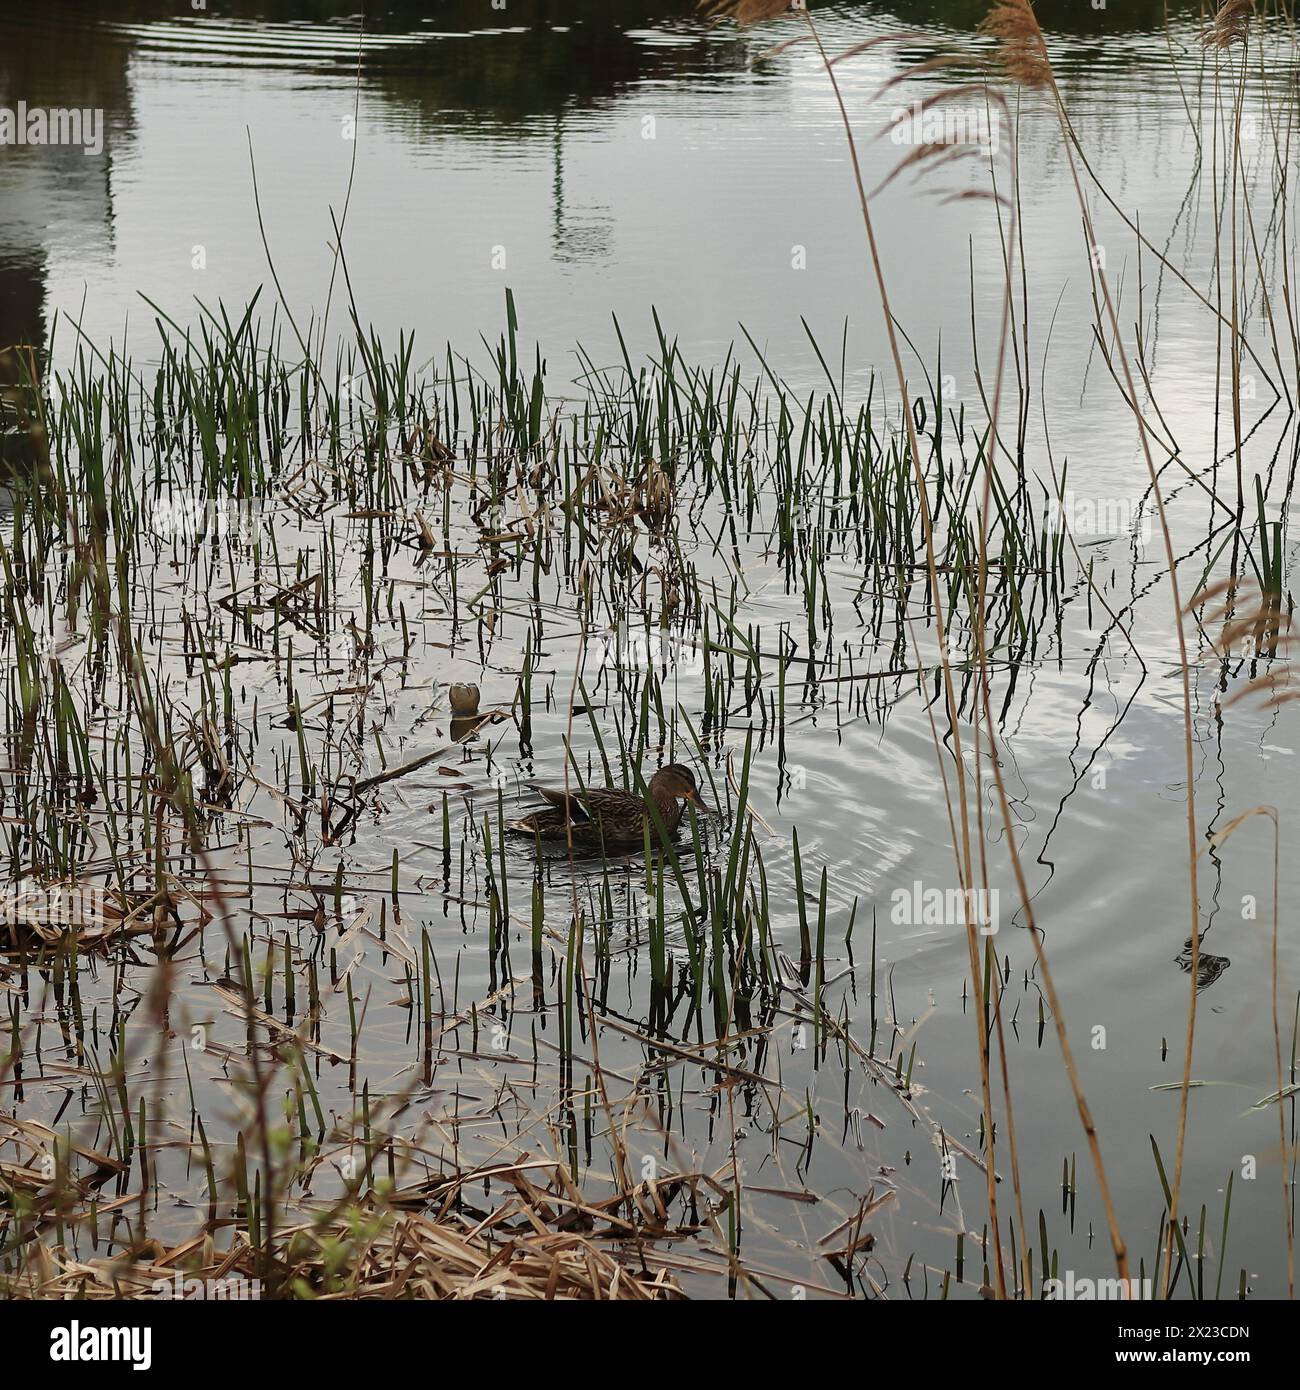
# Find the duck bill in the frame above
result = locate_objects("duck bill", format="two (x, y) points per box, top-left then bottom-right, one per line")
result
(686, 789), (715, 817)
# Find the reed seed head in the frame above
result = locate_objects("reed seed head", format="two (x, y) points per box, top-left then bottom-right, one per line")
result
(699, 0), (798, 27)
(1201, 0), (1254, 49)
(978, 0), (1052, 90)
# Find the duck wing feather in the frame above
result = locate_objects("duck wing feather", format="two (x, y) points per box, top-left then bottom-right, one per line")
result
(525, 783), (643, 824)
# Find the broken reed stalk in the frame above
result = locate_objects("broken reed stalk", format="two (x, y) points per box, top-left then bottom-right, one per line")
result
(713, 0), (1157, 1294)
(984, 0), (1198, 1298)
(1202, 805), (1293, 1297)
(967, 80), (1033, 1297)
(964, 3), (1137, 1295)
(789, 3), (1009, 1297)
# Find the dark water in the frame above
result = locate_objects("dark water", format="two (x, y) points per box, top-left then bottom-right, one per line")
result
(2, 1), (1299, 1299)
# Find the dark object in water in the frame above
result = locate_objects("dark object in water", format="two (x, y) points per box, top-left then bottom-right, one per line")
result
(0, 344), (51, 483)
(1175, 938), (1231, 992)
(448, 682), (480, 714)
(511, 763), (710, 847)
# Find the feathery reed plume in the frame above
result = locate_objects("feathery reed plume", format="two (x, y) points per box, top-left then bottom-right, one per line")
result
(699, 0), (795, 26)
(1188, 578), (1296, 709)
(1201, 0), (1254, 49)
(872, 86), (1010, 204)
(978, 0), (1052, 89)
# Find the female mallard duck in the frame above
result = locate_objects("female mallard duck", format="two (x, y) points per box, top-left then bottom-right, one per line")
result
(510, 764), (710, 846)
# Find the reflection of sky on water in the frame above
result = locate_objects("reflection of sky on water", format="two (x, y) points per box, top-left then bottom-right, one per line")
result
(2, 3), (1294, 508)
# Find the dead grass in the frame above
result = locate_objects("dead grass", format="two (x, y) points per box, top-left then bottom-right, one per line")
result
(1, 1153), (725, 1299)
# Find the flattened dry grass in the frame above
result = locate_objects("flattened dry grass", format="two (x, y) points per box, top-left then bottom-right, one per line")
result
(3, 1155), (711, 1300)
(0, 886), (163, 952)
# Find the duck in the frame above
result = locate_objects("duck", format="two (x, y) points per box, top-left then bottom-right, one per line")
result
(510, 764), (711, 847)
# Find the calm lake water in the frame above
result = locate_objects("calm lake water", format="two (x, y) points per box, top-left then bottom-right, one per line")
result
(2, 0), (1298, 1298)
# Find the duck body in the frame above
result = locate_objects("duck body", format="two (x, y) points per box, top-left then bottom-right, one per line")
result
(510, 764), (708, 847)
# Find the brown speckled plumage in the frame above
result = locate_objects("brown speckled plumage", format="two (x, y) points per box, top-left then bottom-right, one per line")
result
(511, 765), (709, 846)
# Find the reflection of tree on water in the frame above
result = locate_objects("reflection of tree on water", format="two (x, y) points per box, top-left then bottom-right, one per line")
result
(0, 6), (134, 354)
(550, 117), (616, 264)
(0, 258), (44, 359)
(0, 0), (1213, 353)
(0, 0), (712, 350)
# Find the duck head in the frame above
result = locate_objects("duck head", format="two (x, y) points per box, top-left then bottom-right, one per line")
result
(649, 763), (712, 814)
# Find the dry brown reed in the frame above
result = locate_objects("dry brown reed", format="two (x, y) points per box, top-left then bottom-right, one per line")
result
(3, 1159), (697, 1300)
(700, 0), (795, 26)
(1201, 0), (1255, 49)
(707, 0), (1149, 1297)
(978, 0), (1052, 89)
